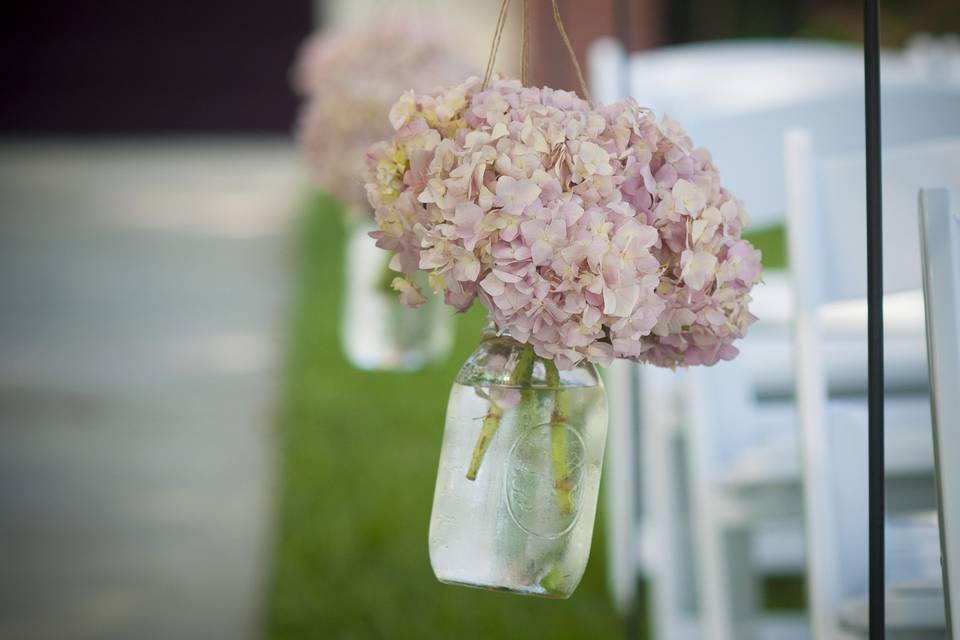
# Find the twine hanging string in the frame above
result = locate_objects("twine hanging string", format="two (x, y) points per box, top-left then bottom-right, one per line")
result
(550, 0), (593, 105)
(521, 0), (530, 86)
(482, 0), (512, 90)
(481, 0), (593, 107)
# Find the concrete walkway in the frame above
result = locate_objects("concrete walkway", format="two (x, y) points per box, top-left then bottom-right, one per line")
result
(0, 140), (302, 639)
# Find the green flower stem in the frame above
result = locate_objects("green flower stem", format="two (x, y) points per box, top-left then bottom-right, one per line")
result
(544, 360), (573, 515)
(465, 344), (536, 481)
(466, 403), (503, 481)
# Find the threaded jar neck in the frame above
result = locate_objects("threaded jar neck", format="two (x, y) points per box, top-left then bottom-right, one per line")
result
(481, 313), (513, 341)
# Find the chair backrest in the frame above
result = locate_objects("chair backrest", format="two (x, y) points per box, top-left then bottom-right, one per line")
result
(624, 39), (960, 228)
(626, 39), (957, 126)
(788, 135), (960, 305)
(785, 136), (960, 639)
(696, 88), (960, 230)
(587, 36), (628, 107)
(589, 37), (960, 637)
(919, 187), (960, 640)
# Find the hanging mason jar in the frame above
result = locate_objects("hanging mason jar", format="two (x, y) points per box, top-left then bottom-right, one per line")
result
(341, 221), (453, 371)
(428, 320), (608, 598)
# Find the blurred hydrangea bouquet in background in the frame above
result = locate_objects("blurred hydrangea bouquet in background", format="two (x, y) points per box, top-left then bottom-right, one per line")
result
(293, 20), (478, 216)
(291, 20), (478, 372)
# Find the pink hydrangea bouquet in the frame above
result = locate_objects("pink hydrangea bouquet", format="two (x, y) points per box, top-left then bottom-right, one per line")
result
(360, 1), (763, 595)
(364, 76), (761, 369)
(293, 20), (478, 215)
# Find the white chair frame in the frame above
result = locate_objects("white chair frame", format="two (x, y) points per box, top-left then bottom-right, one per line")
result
(919, 187), (960, 640)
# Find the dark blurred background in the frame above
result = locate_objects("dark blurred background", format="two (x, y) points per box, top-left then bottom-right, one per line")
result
(4, 1), (958, 133)
(1, 2), (312, 132)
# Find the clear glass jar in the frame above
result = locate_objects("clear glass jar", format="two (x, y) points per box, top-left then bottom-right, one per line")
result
(341, 222), (453, 371)
(428, 322), (608, 598)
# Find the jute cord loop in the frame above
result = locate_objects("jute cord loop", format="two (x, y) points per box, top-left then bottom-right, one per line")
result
(481, 0), (593, 106)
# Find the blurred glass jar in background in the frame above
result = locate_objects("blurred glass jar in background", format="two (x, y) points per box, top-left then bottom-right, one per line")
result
(429, 322), (608, 598)
(341, 221), (453, 371)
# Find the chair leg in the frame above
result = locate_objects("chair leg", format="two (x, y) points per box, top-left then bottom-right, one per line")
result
(725, 527), (760, 640)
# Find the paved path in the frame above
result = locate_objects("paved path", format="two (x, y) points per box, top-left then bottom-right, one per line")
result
(0, 140), (302, 640)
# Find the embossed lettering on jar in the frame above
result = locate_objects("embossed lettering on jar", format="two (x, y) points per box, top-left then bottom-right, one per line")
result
(428, 324), (608, 598)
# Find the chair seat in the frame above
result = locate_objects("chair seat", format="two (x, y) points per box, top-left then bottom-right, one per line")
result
(751, 614), (810, 640)
(721, 396), (933, 491)
(748, 272), (925, 337)
(751, 518), (806, 572)
(838, 580), (946, 637)
(743, 274), (928, 396)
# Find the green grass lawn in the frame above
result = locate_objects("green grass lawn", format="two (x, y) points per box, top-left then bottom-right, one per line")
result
(745, 224), (786, 270)
(264, 194), (627, 640)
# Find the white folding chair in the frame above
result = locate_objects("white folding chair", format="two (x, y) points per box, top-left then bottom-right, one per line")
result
(786, 136), (960, 639)
(676, 138), (960, 640)
(919, 187), (960, 640)
(590, 36), (960, 639)
(685, 356), (808, 640)
(615, 41), (893, 637)
(659, 87), (960, 640)
(641, 366), (703, 640)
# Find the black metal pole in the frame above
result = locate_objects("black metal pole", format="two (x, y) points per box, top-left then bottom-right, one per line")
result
(864, 0), (885, 637)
